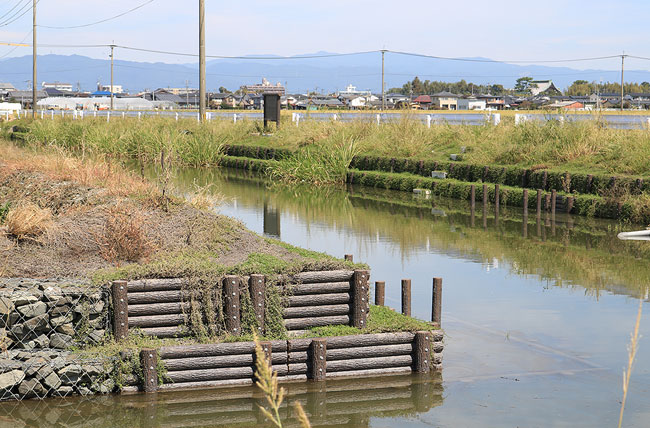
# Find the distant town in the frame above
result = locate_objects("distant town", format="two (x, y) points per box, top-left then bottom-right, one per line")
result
(1, 76), (649, 111)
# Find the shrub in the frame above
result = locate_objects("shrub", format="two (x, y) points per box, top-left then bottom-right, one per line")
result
(96, 204), (154, 263)
(4, 202), (52, 241)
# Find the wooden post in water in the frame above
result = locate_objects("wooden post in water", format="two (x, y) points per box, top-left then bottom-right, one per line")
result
(470, 184), (476, 227)
(536, 189), (542, 217)
(249, 274), (265, 334)
(140, 348), (158, 393)
(255, 341), (272, 381)
(523, 189), (528, 216)
(413, 331), (432, 373)
(482, 184), (488, 229)
(310, 338), (327, 381)
(551, 190), (557, 216)
(545, 193), (551, 212)
(344, 254), (353, 262)
(566, 196), (574, 214)
(494, 184), (500, 225)
(112, 280), (128, 341)
(432, 277), (442, 325)
(401, 279), (411, 317)
(375, 281), (385, 306)
(351, 270), (369, 328)
(224, 275), (241, 335)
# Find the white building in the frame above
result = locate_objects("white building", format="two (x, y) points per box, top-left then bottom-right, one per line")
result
(42, 82), (73, 92)
(457, 97), (486, 110)
(338, 84), (371, 97)
(99, 84), (124, 94)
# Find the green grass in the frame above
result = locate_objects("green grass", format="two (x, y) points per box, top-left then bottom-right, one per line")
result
(305, 305), (436, 337)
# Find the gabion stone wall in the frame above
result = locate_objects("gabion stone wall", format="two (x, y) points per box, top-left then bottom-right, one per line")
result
(0, 279), (115, 401)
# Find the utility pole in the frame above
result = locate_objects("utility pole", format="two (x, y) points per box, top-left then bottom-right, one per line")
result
(381, 50), (386, 111)
(620, 53), (626, 113)
(198, 0), (206, 122)
(185, 80), (189, 108)
(110, 45), (115, 111)
(32, 0), (37, 118)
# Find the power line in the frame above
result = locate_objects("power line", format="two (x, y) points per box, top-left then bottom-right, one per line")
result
(0, 0), (36, 27)
(0, 29), (31, 59)
(114, 45), (380, 59)
(387, 50), (622, 64)
(0, 0), (28, 22)
(38, 0), (155, 29)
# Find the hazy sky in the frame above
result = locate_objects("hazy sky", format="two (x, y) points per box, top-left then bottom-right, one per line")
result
(1, 0), (650, 71)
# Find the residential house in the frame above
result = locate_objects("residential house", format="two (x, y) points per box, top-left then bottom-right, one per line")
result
(457, 96), (486, 110)
(477, 94), (505, 110)
(210, 93), (237, 108)
(431, 91), (458, 110)
(0, 83), (17, 99)
(412, 95), (432, 108)
(7, 90), (47, 108)
(545, 100), (584, 109)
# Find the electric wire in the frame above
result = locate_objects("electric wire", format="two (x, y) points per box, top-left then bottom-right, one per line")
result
(0, 0), (28, 22)
(38, 0), (155, 29)
(0, 0), (38, 27)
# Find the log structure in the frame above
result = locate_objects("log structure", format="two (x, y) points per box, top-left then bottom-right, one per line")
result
(153, 331), (444, 392)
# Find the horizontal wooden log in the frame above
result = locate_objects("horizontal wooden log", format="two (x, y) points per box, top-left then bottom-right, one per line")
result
(327, 344), (412, 361)
(127, 290), (187, 304)
(326, 332), (415, 349)
(287, 338), (312, 352)
(166, 365), (288, 383)
(289, 282), (351, 296)
(288, 363), (308, 375)
(164, 353), (287, 371)
(288, 292), (350, 307)
(284, 304), (350, 319)
(128, 313), (186, 328)
(128, 302), (190, 316)
(326, 366), (413, 379)
(159, 340), (287, 359)
(293, 270), (354, 283)
(127, 278), (184, 292)
(285, 315), (349, 330)
(120, 386), (140, 394)
(165, 400), (253, 417)
(158, 378), (253, 391)
(288, 351), (308, 364)
(327, 355), (412, 373)
(140, 326), (186, 338)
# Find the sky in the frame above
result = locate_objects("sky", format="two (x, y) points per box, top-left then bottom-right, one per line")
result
(1, 0), (650, 71)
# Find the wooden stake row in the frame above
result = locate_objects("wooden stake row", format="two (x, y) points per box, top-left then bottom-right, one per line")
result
(373, 277), (443, 327)
(467, 184), (574, 218)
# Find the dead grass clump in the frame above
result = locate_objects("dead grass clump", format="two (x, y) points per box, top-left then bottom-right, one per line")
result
(96, 204), (154, 264)
(4, 202), (52, 241)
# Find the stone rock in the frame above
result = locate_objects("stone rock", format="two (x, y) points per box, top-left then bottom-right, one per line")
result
(49, 333), (73, 350)
(33, 334), (50, 349)
(11, 293), (38, 306)
(88, 301), (105, 315)
(17, 301), (47, 318)
(53, 297), (72, 308)
(59, 364), (82, 385)
(50, 314), (73, 328)
(23, 314), (50, 333)
(55, 385), (73, 396)
(18, 378), (46, 398)
(0, 358), (22, 374)
(24, 357), (48, 377)
(43, 286), (63, 302)
(82, 363), (104, 377)
(0, 370), (25, 390)
(50, 305), (72, 317)
(88, 329), (105, 344)
(77, 386), (92, 396)
(97, 378), (114, 394)
(55, 323), (75, 336)
(0, 296), (14, 314)
(43, 371), (61, 390)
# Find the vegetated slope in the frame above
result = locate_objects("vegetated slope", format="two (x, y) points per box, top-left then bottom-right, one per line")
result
(0, 142), (348, 281)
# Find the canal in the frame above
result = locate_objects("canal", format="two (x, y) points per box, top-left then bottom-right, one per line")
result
(4, 167), (649, 427)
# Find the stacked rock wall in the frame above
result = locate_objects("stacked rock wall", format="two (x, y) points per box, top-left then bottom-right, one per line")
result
(0, 279), (115, 400)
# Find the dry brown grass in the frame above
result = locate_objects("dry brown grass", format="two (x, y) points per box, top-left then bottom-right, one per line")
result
(0, 142), (156, 200)
(4, 202), (52, 242)
(95, 203), (155, 264)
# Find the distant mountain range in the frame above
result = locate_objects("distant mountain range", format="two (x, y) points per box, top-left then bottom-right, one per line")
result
(1, 52), (649, 94)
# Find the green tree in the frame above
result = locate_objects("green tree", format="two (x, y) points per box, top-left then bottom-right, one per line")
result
(514, 77), (535, 94)
(218, 86), (231, 93)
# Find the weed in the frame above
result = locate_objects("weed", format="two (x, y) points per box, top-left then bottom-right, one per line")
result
(617, 298), (643, 428)
(95, 203), (155, 264)
(4, 202), (52, 241)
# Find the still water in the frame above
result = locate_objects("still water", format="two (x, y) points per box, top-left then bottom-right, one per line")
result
(5, 167), (650, 427)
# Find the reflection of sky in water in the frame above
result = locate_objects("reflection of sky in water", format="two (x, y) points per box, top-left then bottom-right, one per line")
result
(218, 179), (649, 427)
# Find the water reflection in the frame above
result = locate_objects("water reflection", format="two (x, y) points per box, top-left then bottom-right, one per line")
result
(172, 167), (650, 299)
(0, 373), (443, 428)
